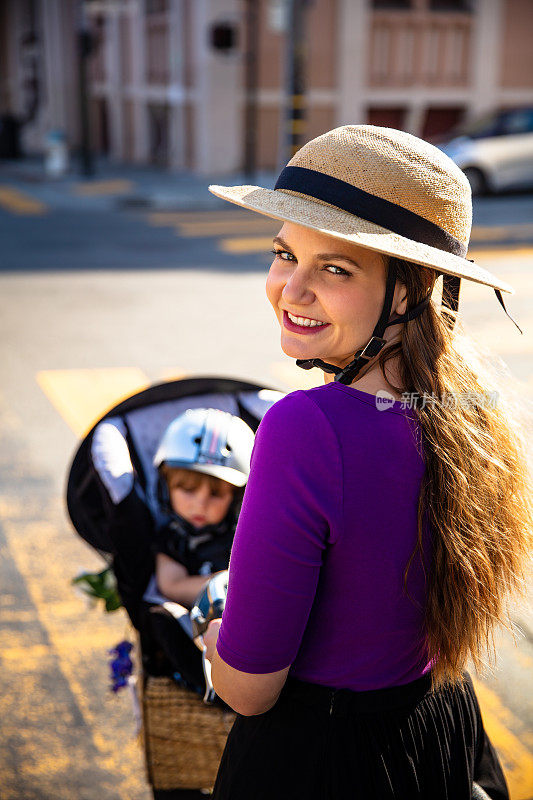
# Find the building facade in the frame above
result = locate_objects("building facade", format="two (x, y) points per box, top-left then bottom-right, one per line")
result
(1, 0), (533, 174)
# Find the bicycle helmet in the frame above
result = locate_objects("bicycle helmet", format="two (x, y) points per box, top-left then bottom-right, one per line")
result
(153, 407), (254, 488)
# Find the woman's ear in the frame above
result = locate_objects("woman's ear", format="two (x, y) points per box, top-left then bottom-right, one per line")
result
(393, 282), (408, 317)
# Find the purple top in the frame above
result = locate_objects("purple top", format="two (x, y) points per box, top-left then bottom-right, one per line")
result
(216, 382), (431, 690)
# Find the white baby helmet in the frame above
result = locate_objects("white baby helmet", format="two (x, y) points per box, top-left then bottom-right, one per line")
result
(153, 407), (255, 488)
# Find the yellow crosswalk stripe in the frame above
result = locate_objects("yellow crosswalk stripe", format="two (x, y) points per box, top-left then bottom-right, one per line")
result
(220, 236), (274, 254)
(73, 179), (134, 196)
(147, 210), (278, 240)
(468, 246), (533, 259)
(36, 367), (149, 437)
(174, 219), (278, 237)
(471, 223), (533, 241)
(147, 210), (257, 226)
(156, 368), (188, 382)
(0, 185), (47, 215)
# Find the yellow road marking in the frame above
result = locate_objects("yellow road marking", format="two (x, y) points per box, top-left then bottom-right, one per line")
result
(469, 246), (533, 259)
(0, 185), (47, 215)
(156, 368), (188, 382)
(36, 367), (149, 437)
(175, 219), (278, 237)
(473, 678), (533, 800)
(74, 179), (134, 196)
(147, 210), (256, 226)
(220, 236), (274, 254)
(471, 223), (533, 241)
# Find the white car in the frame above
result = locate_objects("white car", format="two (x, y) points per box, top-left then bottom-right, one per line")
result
(438, 108), (533, 195)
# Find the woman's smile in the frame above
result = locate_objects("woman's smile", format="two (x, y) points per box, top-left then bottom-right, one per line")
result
(283, 309), (331, 334)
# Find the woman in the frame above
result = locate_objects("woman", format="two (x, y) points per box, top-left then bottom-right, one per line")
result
(202, 126), (531, 799)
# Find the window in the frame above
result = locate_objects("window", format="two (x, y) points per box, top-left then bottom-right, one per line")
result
(429, 1), (472, 10)
(372, 1), (411, 8)
(367, 107), (406, 130)
(146, 0), (167, 14)
(422, 107), (465, 141)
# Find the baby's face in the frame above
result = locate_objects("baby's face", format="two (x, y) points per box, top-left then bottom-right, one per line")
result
(168, 473), (234, 528)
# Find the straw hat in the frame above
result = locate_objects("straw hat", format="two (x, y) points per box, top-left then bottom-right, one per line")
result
(209, 125), (513, 296)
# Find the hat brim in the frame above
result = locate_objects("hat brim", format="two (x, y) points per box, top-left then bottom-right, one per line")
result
(209, 184), (514, 295)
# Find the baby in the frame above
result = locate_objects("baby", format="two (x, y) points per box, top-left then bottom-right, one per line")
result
(152, 407), (255, 609)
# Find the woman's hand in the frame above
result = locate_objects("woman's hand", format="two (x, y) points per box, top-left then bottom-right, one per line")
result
(202, 618), (223, 663)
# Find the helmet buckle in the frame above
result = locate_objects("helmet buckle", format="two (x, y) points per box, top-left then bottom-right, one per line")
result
(358, 336), (387, 361)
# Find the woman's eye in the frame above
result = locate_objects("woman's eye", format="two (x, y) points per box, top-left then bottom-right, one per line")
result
(271, 248), (295, 262)
(325, 264), (350, 276)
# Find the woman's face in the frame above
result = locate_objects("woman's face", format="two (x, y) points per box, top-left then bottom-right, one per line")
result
(266, 222), (407, 369)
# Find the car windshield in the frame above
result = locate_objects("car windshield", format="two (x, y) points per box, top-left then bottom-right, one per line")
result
(449, 112), (501, 139)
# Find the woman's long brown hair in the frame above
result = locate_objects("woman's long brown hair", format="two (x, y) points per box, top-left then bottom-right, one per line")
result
(370, 256), (532, 688)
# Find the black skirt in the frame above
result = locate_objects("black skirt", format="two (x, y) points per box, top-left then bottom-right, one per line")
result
(212, 672), (508, 800)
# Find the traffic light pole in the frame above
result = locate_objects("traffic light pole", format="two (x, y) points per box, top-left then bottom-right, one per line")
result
(77, 1), (94, 177)
(283, 0), (308, 165)
(243, 0), (259, 181)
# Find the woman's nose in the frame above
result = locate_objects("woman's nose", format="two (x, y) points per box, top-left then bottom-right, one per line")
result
(281, 266), (315, 306)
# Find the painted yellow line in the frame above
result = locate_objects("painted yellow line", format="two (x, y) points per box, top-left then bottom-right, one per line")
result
(472, 678), (533, 800)
(73, 179), (134, 196)
(0, 642), (52, 664)
(0, 184), (47, 215)
(469, 246), (533, 259)
(147, 210), (254, 226)
(156, 368), (188, 382)
(175, 219), (279, 237)
(220, 236), (274, 254)
(36, 367), (149, 437)
(471, 223), (533, 241)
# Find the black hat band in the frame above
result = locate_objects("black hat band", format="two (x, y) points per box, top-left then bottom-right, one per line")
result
(275, 166), (468, 259)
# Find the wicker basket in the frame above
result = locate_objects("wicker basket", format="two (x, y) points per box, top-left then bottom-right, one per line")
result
(140, 674), (236, 791)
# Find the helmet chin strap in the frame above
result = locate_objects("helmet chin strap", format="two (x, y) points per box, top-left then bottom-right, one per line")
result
(296, 260), (432, 386)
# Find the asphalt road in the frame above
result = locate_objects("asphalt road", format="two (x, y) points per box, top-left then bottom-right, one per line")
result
(0, 168), (532, 800)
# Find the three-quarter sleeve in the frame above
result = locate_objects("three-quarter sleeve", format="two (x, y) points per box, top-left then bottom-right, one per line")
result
(215, 391), (343, 674)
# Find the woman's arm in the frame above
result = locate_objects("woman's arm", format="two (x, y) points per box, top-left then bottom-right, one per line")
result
(155, 552), (212, 608)
(208, 393), (342, 702)
(203, 619), (290, 716)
